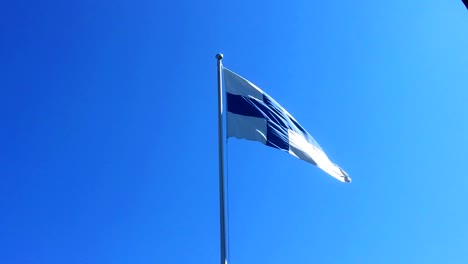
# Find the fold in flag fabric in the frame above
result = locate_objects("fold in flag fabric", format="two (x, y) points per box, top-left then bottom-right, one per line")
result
(224, 68), (351, 183)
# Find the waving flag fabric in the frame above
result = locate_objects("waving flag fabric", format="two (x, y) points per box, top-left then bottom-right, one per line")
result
(224, 68), (351, 183)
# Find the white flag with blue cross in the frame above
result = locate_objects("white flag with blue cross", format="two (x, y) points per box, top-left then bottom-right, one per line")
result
(224, 68), (351, 183)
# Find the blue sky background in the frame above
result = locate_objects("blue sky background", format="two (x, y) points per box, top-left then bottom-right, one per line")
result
(1, 0), (468, 263)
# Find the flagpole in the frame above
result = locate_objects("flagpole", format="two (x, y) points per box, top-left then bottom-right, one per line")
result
(216, 53), (227, 264)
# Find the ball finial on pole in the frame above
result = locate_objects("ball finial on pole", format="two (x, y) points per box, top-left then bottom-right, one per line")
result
(216, 53), (224, 60)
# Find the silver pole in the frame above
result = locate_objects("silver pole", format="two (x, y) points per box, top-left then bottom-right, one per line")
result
(216, 53), (227, 264)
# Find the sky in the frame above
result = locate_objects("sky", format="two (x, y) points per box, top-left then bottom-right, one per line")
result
(1, 0), (468, 263)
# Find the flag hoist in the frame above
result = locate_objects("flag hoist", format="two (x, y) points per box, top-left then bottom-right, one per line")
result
(216, 53), (350, 264)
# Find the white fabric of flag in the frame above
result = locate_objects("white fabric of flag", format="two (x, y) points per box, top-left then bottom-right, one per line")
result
(224, 68), (351, 183)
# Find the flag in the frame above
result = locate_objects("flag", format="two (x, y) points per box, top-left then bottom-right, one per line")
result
(223, 68), (351, 183)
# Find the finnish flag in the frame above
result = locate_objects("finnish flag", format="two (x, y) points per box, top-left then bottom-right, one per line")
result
(224, 68), (351, 183)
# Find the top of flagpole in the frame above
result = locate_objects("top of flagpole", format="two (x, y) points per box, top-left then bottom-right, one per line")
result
(216, 53), (224, 61)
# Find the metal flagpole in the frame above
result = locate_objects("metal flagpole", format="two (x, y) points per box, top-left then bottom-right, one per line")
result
(216, 53), (227, 264)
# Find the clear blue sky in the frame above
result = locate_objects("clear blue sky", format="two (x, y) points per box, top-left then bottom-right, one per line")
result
(1, 1), (468, 263)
